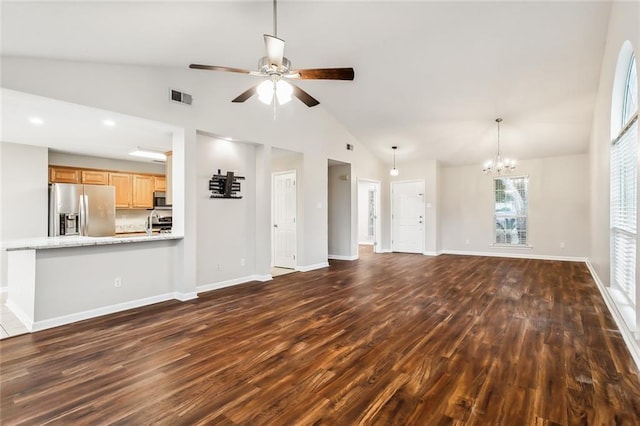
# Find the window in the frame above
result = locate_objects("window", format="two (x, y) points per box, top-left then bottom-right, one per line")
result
(494, 176), (528, 246)
(611, 52), (638, 307)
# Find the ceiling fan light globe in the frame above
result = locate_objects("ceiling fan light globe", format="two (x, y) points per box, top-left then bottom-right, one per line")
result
(257, 80), (274, 104)
(276, 80), (293, 105)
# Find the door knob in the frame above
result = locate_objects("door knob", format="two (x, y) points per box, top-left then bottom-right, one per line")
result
(273, 224), (278, 228)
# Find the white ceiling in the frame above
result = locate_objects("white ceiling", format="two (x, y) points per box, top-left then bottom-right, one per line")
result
(1, 1), (615, 166)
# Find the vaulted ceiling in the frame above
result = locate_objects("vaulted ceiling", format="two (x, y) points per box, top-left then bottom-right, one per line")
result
(1, 1), (613, 166)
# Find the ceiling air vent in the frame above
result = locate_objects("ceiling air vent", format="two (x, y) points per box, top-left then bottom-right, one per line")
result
(169, 89), (193, 105)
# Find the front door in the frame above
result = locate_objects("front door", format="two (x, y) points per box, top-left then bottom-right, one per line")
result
(272, 171), (297, 268)
(391, 180), (425, 254)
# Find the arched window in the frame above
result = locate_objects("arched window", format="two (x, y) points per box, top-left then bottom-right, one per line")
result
(611, 46), (638, 308)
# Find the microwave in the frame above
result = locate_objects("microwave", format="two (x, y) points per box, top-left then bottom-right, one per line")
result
(153, 191), (171, 208)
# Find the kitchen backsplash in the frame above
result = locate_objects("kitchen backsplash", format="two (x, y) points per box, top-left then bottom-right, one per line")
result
(115, 210), (171, 233)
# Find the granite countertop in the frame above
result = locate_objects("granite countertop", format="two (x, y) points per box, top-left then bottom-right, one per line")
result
(3, 233), (183, 251)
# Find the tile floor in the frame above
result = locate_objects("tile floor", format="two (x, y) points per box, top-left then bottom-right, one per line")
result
(0, 293), (28, 339)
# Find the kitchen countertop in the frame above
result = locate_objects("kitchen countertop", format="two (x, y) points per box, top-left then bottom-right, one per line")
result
(3, 233), (183, 251)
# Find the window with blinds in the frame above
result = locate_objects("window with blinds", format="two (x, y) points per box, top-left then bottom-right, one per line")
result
(494, 176), (528, 246)
(611, 52), (638, 307)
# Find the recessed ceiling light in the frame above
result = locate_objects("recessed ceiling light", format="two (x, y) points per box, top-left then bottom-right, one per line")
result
(29, 117), (44, 126)
(102, 119), (116, 127)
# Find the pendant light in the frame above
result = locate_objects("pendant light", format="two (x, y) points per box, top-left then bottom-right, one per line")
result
(483, 118), (516, 175)
(390, 146), (399, 176)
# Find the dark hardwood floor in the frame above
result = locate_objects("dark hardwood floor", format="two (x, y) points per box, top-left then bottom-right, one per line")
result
(2, 248), (640, 425)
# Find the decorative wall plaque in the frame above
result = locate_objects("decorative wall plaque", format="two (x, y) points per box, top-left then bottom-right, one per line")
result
(209, 171), (245, 199)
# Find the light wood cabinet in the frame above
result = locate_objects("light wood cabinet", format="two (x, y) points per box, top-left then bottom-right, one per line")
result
(81, 170), (109, 185)
(50, 164), (164, 209)
(109, 173), (132, 208)
(132, 175), (154, 208)
(154, 176), (166, 192)
(49, 167), (80, 184)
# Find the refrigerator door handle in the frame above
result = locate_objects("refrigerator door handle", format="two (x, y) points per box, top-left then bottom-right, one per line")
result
(78, 195), (87, 236)
(83, 194), (89, 236)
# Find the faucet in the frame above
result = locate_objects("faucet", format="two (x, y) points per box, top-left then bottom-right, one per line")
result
(147, 209), (160, 235)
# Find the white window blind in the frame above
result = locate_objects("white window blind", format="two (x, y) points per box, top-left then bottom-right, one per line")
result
(611, 115), (638, 306)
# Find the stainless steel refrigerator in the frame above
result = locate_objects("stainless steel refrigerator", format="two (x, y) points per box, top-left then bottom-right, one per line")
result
(49, 183), (116, 237)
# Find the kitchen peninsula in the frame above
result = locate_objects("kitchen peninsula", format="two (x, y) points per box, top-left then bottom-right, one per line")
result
(4, 233), (186, 333)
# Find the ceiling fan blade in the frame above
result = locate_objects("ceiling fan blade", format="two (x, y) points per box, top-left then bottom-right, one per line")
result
(189, 64), (253, 74)
(231, 85), (258, 103)
(290, 83), (320, 107)
(264, 34), (285, 68)
(289, 67), (355, 81)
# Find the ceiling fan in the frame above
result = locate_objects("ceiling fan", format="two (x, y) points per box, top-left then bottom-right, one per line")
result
(189, 0), (355, 108)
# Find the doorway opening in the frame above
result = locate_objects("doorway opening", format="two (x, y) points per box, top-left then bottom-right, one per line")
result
(357, 178), (381, 254)
(391, 180), (425, 254)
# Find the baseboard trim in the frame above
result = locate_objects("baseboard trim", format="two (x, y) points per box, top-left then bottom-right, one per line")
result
(296, 262), (330, 272)
(441, 249), (587, 262)
(197, 274), (272, 294)
(173, 291), (198, 302)
(585, 261), (640, 371)
(423, 251), (442, 256)
(5, 299), (34, 331)
(30, 293), (177, 332)
(328, 254), (359, 261)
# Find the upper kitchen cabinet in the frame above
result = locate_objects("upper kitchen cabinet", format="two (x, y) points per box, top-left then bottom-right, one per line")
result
(49, 166), (80, 184)
(154, 176), (166, 192)
(81, 170), (109, 185)
(132, 175), (154, 208)
(109, 173), (133, 208)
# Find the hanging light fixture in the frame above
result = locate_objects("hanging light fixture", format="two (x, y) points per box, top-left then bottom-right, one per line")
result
(483, 118), (516, 175)
(390, 146), (399, 176)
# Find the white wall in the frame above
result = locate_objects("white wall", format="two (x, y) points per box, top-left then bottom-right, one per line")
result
(589, 1), (640, 287)
(0, 142), (48, 288)
(196, 134), (256, 286)
(328, 163), (352, 258)
(441, 154), (590, 259)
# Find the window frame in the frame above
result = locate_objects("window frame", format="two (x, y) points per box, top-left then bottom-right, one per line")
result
(610, 50), (638, 308)
(491, 175), (531, 248)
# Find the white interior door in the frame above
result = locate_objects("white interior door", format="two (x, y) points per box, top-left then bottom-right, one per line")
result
(272, 171), (297, 268)
(392, 180), (425, 254)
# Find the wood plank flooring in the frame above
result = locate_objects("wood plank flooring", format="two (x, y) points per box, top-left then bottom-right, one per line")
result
(2, 248), (640, 424)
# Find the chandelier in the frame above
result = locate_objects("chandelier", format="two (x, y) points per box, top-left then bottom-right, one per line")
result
(483, 118), (516, 175)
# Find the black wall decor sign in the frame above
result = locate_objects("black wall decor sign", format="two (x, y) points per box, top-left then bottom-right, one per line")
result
(209, 171), (245, 199)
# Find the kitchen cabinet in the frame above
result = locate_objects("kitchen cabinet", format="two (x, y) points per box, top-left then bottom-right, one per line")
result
(109, 173), (132, 208)
(81, 170), (109, 185)
(132, 175), (154, 208)
(154, 176), (166, 192)
(49, 167), (80, 184)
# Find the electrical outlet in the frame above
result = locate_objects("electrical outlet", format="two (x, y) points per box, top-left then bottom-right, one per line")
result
(240, 258), (246, 266)
(114, 277), (122, 288)
(465, 239), (470, 245)
(560, 242), (565, 249)
(216, 264), (221, 271)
